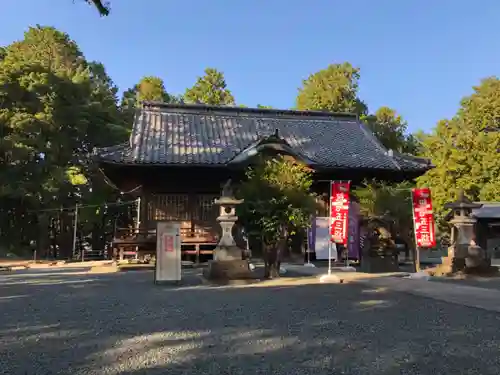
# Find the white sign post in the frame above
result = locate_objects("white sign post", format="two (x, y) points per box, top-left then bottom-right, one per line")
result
(319, 181), (343, 284)
(155, 221), (181, 284)
(314, 217), (338, 261)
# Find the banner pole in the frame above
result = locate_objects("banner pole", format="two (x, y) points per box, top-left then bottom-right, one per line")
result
(410, 189), (421, 273)
(345, 180), (351, 268)
(320, 180), (343, 284)
(328, 180), (333, 275)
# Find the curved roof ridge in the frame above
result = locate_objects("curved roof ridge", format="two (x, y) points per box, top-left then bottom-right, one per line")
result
(94, 104), (432, 176)
(141, 101), (357, 120)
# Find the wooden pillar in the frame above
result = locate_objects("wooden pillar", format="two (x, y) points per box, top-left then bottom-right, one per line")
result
(188, 192), (199, 264)
(140, 189), (150, 232)
(188, 192), (196, 237)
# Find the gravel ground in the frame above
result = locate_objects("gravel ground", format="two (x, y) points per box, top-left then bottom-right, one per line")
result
(431, 276), (500, 291)
(2, 269), (500, 375)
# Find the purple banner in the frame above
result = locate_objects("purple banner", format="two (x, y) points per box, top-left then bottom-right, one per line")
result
(347, 202), (360, 259)
(308, 215), (316, 252)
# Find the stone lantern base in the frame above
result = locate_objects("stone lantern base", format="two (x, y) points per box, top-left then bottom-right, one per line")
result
(205, 258), (255, 282)
(205, 244), (255, 282)
(437, 245), (496, 276)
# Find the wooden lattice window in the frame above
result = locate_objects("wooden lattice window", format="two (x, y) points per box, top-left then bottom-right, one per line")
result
(195, 194), (218, 222)
(149, 194), (189, 221)
(193, 194), (219, 240)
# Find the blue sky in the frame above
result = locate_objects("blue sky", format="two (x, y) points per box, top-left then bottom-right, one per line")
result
(2, 0), (500, 132)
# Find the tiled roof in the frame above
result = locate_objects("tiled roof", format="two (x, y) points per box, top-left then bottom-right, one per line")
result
(473, 202), (500, 219)
(95, 102), (432, 172)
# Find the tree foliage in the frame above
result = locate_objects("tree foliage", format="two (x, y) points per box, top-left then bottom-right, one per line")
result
(354, 180), (415, 245)
(296, 62), (367, 115)
(362, 107), (419, 154)
(84, 0), (110, 16)
(238, 157), (317, 277)
(184, 68), (235, 105)
(238, 157), (316, 243)
(417, 77), (500, 224)
(0, 25), (127, 256)
(119, 76), (181, 126)
(4, 22), (483, 262)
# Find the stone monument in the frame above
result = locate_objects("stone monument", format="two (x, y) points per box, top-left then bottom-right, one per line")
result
(441, 190), (488, 273)
(205, 179), (255, 281)
(360, 217), (399, 273)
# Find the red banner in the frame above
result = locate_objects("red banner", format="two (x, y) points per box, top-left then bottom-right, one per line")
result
(330, 181), (351, 245)
(411, 188), (436, 248)
(163, 234), (174, 252)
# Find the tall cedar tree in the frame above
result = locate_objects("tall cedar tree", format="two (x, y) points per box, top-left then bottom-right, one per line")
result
(184, 68), (235, 105)
(296, 63), (417, 154)
(296, 62), (367, 115)
(120, 76), (182, 126)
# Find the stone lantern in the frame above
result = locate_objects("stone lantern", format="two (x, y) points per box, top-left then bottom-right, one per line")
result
(443, 190), (486, 271)
(212, 181), (245, 261)
(205, 179), (254, 281)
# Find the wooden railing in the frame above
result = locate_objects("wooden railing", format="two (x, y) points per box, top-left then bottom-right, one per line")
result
(112, 227), (219, 262)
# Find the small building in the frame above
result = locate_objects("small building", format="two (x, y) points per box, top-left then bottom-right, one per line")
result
(473, 203), (500, 260)
(94, 102), (431, 260)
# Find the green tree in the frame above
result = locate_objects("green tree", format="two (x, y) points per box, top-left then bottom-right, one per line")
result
(184, 68), (235, 105)
(84, 0), (110, 16)
(354, 180), (414, 245)
(362, 107), (418, 154)
(136, 76), (169, 103)
(238, 157), (317, 278)
(296, 62), (367, 115)
(417, 77), (500, 225)
(0, 25), (126, 257)
(257, 104), (273, 109)
(119, 76), (181, 125)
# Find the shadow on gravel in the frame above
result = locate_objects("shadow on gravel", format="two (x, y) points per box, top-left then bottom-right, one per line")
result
(1, 270), (500, 375)
(430, 276), (500, 292)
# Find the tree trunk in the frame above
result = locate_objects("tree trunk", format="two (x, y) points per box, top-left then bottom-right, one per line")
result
(263, 228), (287, 279)
(37, 214), (49, 259)
(58, 213), (73, 260)
(263, 243), (281, 279)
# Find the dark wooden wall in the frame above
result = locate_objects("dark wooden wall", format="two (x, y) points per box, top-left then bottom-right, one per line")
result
(100, 162), (421, 243)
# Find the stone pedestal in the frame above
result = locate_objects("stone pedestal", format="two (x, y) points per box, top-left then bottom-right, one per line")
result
(205, 195), (254, 281)
(361, 256), (399, 273)
(205, 259), (255, 280)
(443, 191), (492, 274)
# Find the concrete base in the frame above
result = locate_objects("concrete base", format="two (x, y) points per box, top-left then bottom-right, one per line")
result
(319, 273), (344, 284)
(360, 256), (399, 273)
(154, 279), (181, 286)
(204, 259), (255, 281)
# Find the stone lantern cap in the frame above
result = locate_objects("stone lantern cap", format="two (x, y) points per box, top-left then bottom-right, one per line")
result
(214, 196), (244, 206)
(444, 190), (483, 211)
